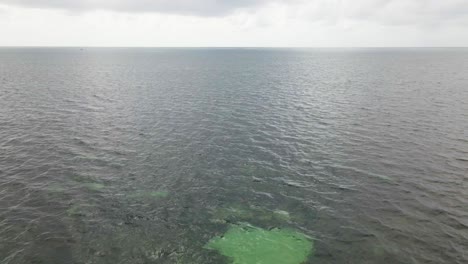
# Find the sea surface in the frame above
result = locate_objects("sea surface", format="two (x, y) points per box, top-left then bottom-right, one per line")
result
(0, 48), (467, 264)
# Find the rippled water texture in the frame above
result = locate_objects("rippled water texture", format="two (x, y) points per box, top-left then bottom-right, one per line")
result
(1, 48), (468, 264)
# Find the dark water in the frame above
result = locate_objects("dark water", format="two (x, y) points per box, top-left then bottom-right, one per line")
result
(0, 48), (467, 264)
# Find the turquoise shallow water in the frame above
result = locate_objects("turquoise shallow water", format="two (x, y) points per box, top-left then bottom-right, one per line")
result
(0, 48), (468, 264)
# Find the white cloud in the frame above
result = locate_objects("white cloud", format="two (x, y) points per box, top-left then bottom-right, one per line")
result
(0, 0), (467, 46)
(0, 0), (286, 16)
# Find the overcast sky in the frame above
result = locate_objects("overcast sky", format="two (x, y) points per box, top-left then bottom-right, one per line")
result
(0, 0), (467, 47)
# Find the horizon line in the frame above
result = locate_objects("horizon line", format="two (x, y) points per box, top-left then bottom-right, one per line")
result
(1, 46), (468, 49)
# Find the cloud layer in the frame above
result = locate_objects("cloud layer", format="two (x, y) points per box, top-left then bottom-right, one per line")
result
(1, 0), (467, 24)
(0, 0), (279, 16)
(0, 0), (467, 46)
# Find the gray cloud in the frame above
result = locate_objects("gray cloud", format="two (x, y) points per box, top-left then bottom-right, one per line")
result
(291, 0), (468, 26)
(381, 1), (467, 27)
(0, 0), (467, 24)
(0, 0), (279, 16)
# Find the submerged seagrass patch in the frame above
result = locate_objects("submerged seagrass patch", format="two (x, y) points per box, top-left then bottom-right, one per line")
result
(205, 223), (313, 264)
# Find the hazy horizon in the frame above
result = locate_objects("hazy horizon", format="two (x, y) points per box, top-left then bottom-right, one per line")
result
(1, 46), (468, 48)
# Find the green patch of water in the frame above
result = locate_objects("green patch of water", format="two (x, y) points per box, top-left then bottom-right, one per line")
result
(211, 205), (291, 224)
(83, 182), (105, 191)
(67, 204), (82, 216)
(70, 173), (106, 191)
(129, 190), (169, 199)
(67, 203), (92, 217)
(205, 223), (313, 264)
(273, 210), (291, 221)
(47, 185), (67, 193)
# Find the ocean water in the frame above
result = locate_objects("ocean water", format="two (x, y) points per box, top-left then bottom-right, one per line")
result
(0, 48), (467, 264)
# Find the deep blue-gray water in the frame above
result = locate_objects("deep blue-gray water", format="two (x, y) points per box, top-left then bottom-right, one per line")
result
(0, 48), (468, 264)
